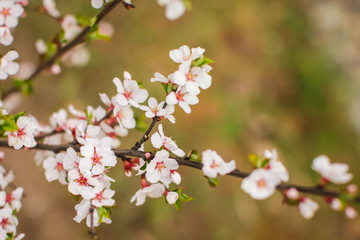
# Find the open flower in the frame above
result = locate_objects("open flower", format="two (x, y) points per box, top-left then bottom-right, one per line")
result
(312, 155), (353, 184)
(298, 197), (319, 219)
(201, 149), (236, 178)
(157, 0), (186, 20)
(112, 72), (148, 108)
(151, 124), (185, 157)
(0, 50), (19, 80)
(241, 168), (279, 200)
(130, 183), (165, 206)
(145, 150), (179, 187)
(6, 116), (37, 150)
(166, 87), (199, 114)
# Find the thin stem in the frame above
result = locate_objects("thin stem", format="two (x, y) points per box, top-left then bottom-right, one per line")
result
(1, 0), (132, 100)
(0, 139), (358, 203)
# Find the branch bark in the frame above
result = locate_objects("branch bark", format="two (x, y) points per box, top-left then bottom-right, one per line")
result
(1, 0), (131, 100)
(0, 139), (358, 203)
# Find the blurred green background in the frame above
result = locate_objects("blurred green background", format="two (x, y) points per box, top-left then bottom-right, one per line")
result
(2, 0), (360, 239)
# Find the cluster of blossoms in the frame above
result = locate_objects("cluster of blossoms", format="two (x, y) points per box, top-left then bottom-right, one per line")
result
(90, 0), (188, 21)
(241, 149), (289, 200)
(0, 0), (27, 46)
(38, 0), (113, 75)
(0, 0), (26, 81)
(0, 165), (25, 240)
(237, 149), (356, 220)
(150, 45), (212, 114)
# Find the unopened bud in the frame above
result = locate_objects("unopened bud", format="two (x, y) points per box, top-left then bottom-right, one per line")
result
(346, 184), (358, 194)
(286, 188), (299, 200)
(145, 152), (151, 160)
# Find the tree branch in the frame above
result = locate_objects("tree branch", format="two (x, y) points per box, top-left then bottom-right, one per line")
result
(0, 139), (357, 203)
(1, 0), (131, 100)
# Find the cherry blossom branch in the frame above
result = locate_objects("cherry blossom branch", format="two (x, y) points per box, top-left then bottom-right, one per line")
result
(1, 0), (134, 100)
(0, 139), (358, 203)
(132, 116), (160, 150)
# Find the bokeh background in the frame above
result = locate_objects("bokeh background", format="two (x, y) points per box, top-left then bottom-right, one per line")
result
(2, 0), (360, 239)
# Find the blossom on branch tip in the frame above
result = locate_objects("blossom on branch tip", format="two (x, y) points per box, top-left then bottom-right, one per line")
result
(145, 150), (180, 187)
(157, 0), (186, 20)
(312, 155), (353, 185)
(165, 191), (179, 204)
(0, 1), (24, 28)
(43, 0), (60, 18)
(130, 183), (165, 206)
(151, 124), (185, 157)
(140, 97), (166, 119)
(91, 0), (111, 9)
(298, 197), (319, 219)
(0, 50), (19, 80)
(241, 168), (278, 200)
(166, 87), (199, 114)
(112, 72), (149, 108)
(0, 27), (13, 46)
(201, 149), (236, 178)
(68, 169), (99, 199)
(6, 116), (37, 150)
(43, 152), (68, 185)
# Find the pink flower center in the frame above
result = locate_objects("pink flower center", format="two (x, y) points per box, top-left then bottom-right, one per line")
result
(75, 175), (89, 186)
(257, 179), (266, 188)
(186, 72), (194, 81)
(56, 162), (64, 171)
(2, 9), (10, 16)
(155, 161), (165, 170)
(210, 161), (220, 169)
(95, 192), (104, 202)
(5, 194), (13, 204)
(176, 92), (185, 101)
(16, 128), (26, 139)
(0, 218), (8, 228)
(91, 148), (103, 164)
(123, 91), (132, 100)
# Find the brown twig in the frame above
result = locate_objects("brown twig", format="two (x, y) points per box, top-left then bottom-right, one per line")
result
(0, 139), (358, 203)
(1, 0), (132, 100)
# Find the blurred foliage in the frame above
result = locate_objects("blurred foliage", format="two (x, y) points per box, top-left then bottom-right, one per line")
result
(3, 0), (360, 239)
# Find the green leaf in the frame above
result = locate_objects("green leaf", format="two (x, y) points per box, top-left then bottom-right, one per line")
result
(14, 112), (25, 122)
(259, 158), (270, 168)
(140, 162), (147, 171)
(161, 83), (168, 93)
(135, 115), (147, 132)
(166, 83), (174, 94)
(192, 56), (214, 67)
(179, 192), (194, 202)
(84, 109), (93, 124)
(6, 232), (14, 240)
(174, 199), (181, 212)
(76, 15), (91, 26)
(248, 154), (261, 168)
(182, 0), (192, 10)
(137, 81), (144, 89)
(90, 16), (98, 27)
(207, 177), (220, 187)
(97, 206), (112, 223)
(14, 79), (33, 96)
(189, 150), (201, 163)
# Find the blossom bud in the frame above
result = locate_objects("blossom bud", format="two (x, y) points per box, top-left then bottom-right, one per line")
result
(345, 206), (357, 219)
(286, 188), (299, 200)
(346, 184), (358, 194)
(145, 152), (151, 160)
(329, 198), (342, 211)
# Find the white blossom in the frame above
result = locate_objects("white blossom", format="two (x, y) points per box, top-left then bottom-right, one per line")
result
(145, 150), (179, 187)
(157, 0), (186, 20)
(298, 197), (319, 219)
(151, 124), (185, 157)
(0, 50), (19, 80)
(201, 149), (236, 178)
(130, 183), (165, 206)
(241, 168), (279, 200)
(312, 155), (353, 184)
(6, 116), (37, 150)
